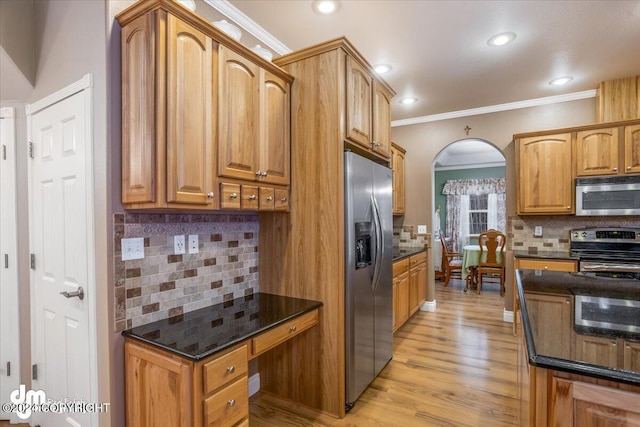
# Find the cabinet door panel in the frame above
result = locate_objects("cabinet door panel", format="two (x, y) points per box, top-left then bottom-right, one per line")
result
(261, 72), (290, 185)
(576, 128), (619, 176)
(122, 13), (156, 204)
(517, 134), (573, 214)
(525, 293), (572, 359)
(625, 124), (640, 174)
(166, 15), (214, 205)
(395, 149), (405, 214)
(219, 47), (259, 181)
(624, 340), (640, 371)
(372, 82), (391, 159)
(575, 334), (618, 369)
(346, 57), (372, 149)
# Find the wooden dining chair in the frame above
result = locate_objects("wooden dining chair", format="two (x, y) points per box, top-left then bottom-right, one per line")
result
(477, 229), (507, 296)
(440, 235), (463, 287)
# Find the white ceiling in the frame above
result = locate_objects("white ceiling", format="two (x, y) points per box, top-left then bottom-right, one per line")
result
(214, 0), (640, 122)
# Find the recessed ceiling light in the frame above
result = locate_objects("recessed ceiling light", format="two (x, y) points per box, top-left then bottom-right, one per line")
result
(312, 0), (340, 14)
(399, 97), (418, 105)
(487, 32), (516, 47)
(374, 64), (392, 74)
(549, 76), (574, 86)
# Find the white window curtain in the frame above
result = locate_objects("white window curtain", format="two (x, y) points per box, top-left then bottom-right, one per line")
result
(457, 195), (470, 252)
(487, 193), (498, 231)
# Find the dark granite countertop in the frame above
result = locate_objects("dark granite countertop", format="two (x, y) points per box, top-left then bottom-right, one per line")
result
(122, 293), (322, 361)
(393, 246), (426, 262)
(516, 269), (640, 386)
(514, 250), (578, 261)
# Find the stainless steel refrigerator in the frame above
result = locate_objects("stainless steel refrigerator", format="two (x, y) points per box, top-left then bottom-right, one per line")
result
(344, 151), (393, 410)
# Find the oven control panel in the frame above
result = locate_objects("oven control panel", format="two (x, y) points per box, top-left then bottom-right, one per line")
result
(571, 228), (640, 242)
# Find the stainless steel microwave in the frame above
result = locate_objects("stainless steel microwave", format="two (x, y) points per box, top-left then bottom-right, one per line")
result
(576, 176), (640, 216)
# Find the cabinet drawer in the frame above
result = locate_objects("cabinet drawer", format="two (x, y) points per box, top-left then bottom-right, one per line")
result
(393, 258), (410, 276)
(274, 188), (289, 211)
(409, 251), (426, 267)
(517, 258), (577, 272)
(241, 185), (259, 210)
(220, 183), (241, 209)
(259, 187), (275, 211)
(203, 376), (248, 427)
(202, 345), (248, 395)
(252, 309), (319, 357)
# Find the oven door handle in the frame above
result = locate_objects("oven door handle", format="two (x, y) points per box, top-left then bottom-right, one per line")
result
(580, 261), (640, 272)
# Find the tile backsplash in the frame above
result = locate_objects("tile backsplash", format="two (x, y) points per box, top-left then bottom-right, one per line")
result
(393, 224), (431, 248)
(113, 213), (259, 332)
(510, 215), (640, 253)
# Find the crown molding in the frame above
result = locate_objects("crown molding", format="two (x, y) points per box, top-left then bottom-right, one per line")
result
(203, 0), (292, 55)
(392, 89), (597, 128)
(434, 161), (506, 172)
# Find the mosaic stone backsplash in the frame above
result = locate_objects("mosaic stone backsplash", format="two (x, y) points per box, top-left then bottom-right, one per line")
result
(509, 215), (640, 253)
(393, 224), (431, 248)
(113, 213), (259, 332)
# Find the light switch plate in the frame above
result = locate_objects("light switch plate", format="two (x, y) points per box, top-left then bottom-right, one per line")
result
(122, 238), (144, 261)
(174, 235), (186, 255)
(417, 225), (427, 234)
(188, 234), (199, 254)
(534, 226), (543, 237)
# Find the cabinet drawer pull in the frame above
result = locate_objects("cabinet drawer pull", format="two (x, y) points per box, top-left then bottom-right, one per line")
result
(280, 197), (287, 203)
(249, 194), (257, 200)
(207, 192), (215, 199)
(226, 366), (235, 374)
(266, 196), (273, 202)
(228, 399), (236, 407)
(230, 192), (238, 199)
(290, 326), (297, 332)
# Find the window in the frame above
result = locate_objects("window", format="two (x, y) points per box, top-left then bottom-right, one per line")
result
(468, 194), (488, 235)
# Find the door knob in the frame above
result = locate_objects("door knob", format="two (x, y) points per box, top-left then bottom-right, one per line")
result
(60, 286), (84, 300)
(249, 194), (257, 200)
(207, 192), (215, 199)
(230, 193), (238, 199)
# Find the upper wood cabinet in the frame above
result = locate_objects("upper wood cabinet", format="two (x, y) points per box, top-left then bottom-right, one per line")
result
(391, 142), (406, 215)
(516, 133), (573, 215)
(117, 1), (293, 210)
(121, 11), (217, 209)
(625, 124), (640, 174)
(575, 127), (619, 176)
(372, 82), (392, 159)
(346, 56), (373, 150)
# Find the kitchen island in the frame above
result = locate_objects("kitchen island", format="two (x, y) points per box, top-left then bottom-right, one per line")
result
(122, 293), (322, 427)
(516, 269), (640, 426)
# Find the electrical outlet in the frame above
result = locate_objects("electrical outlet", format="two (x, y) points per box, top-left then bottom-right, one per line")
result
(417, 225), (427, 234)
(122, 238), (144, 261)
(188, 234), (199, 254)
(174, 235), (186, 255)
(534, 226), (543, 237)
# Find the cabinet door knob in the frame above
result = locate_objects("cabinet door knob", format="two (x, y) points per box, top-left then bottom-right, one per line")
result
(228, 399), (236, 407)
(230, 192), (238, 199)
(226, 366), (235, 373)
(207, 192), (215, 199)
(261, 171), (267, 177)
(249, 194), (257, 200)
(566, 206), (571, 209)
(280, 197), (287, 203)
(628, 166), (633, 170)
(290, 326), (297, 332)
(256, 170), (262, 176)
(613, 167), (618, 172)
(266, 196), (273, 202)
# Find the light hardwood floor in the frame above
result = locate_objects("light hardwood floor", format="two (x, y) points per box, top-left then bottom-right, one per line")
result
(250, 278), (519, 426)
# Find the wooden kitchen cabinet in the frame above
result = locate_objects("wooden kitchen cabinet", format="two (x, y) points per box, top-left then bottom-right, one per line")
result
(575, 127), (619, 176)
(391, 142), (406, 215)
(117, 1), (292, 211)
(625, 124), (640, 174)
(409, 252), (427, 316)
(120, 11), (216, 209)
(516, 133), (573, 214)
(346, 56), (373, 150)
(372, 82), (392, 159)
(393, 258), (410, 332)
(524, 293), (573, 360)
(624, 340), (640, 371)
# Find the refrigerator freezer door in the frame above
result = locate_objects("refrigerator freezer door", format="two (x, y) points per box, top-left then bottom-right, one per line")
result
(344, 152), (375, 405)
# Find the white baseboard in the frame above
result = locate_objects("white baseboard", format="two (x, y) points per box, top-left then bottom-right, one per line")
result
(420, 299), (437, 312)
(249, 373), (260, 397)
(503, 309), (514, 323)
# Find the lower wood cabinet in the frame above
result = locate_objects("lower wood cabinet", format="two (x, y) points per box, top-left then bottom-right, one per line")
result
(574, 334), (618, 369)
(393, 251), (427, 332)
(125, 308), (319, 426)
(524, 292), (573, 360)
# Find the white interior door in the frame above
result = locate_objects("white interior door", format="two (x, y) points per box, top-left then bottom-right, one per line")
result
(0, 107), (20, 423)
(28, 78), (97, 426)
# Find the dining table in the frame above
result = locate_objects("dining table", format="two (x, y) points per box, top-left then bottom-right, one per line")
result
(461, 244), (504, 292)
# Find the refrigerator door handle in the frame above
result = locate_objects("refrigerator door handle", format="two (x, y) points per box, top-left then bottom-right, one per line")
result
(371, 194), (383, 291)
